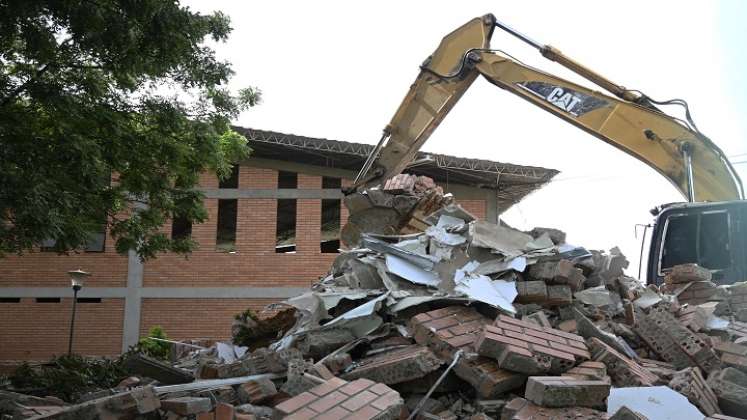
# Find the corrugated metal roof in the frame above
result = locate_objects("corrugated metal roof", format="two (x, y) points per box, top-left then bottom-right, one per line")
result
(236, 127), (559, 212)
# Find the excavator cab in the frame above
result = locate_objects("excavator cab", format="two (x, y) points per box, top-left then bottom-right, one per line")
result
(647, 201), (747, 286)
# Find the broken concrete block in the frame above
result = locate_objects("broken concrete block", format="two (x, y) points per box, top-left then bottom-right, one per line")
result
(665, 263), (712, 284)
(528, 227), (566, 245)
(634, 305), (720, 373)
(528, 260), (586, 291)
(161, 397), (213, 415)
(273, 377), (403, 420)
(452, 356), (526, 398)
(545, 285), (572, 305)
(475, 315), (589, 375)
(587, 338), (658, 387)
(669, 367), (721, 416)
(638, 358), (677, 383)
(323, 352), (353, 375)
(677, 304), (709, 332)
(237, 377), (278, 404)
(608, 406), (650, 420)
(665, 280), (720, 306)
(564, 360), (608, 381)
(713, 340), (747, 374)
(340, 345), (442, 385)
(523, 311), (552, 329)
(704, 415), (747, 420)
(708, 367), (747, 417)
(524, 376), (610, 409)
(411, 306), (490, 359)
(727, 282), (747, 315)
(515, 281), (548, 304)
(281, 358), (321, 396)
(27, 386), (160, 419)
(123, 353), (194, 384)
(574, 308), (633, 358)
(501, 397), (608, 420)
(296, 328), (357, 360)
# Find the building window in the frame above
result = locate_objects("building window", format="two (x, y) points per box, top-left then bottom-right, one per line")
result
(39, 227), (105, 253)
(278, 171), (298, 189)
(0, 298), (20, 303)
(321, 199), (341, 253)
(276, 199), (297, 253)
(85, 227), (106, 252)
(322, 176), (342, 189)
(171, 216), (192, 240)
(39, 238), (57, 252)
(35, 298), (61, 303)
(216, 199), (238, 252)
(77, 298), (102, 303)
(219, 165), (239, 188)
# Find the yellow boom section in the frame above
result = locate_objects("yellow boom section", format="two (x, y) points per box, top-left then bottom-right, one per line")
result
(357, 14), (743, 202)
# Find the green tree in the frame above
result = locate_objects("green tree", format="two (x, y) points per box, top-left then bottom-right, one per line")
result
(0, 0), (260, 259)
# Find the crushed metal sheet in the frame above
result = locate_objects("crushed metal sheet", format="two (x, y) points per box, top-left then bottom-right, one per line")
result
(454, 262), (517, 314)
(469, 221), (534, 257)
(474, 256), (527, 276)
(386, 254), (440, 287)
(362, 235), (438, 270)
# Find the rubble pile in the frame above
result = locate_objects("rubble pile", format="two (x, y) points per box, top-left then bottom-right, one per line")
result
(4, 174), (747, 420)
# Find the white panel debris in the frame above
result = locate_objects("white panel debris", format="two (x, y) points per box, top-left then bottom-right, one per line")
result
(607, 386), (704, 420)
(385, 254), (441, 287)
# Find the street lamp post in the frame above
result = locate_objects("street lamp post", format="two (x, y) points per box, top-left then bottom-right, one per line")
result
(67, 269), (90, 356)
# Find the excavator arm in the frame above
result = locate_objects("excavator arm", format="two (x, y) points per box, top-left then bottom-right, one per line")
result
(354, 14), (743, 203)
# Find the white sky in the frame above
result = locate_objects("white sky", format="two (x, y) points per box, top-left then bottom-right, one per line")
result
(185, 0), (747, 279)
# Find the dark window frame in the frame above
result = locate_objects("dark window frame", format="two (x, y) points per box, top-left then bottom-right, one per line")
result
(278, 171), (298, 189)
(276, 199), (297, 253)
(216, 199), (238, 252)
(219, 165), (240, 189)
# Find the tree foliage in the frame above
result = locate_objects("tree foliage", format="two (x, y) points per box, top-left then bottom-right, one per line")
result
(0, 0), (260, 259)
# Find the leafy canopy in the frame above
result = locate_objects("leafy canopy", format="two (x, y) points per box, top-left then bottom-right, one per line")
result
(0, 0), (259, 259)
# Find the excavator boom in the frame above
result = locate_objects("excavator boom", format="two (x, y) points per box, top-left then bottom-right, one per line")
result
(355, 14), (743, 203)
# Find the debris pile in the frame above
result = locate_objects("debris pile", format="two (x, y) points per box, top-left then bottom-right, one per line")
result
(3, 174), (747, 419)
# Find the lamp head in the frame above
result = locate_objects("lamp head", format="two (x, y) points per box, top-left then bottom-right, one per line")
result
(68, 269), (90, 290)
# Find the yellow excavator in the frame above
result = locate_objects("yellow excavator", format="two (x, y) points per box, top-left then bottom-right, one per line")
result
(346, 14), (745, 285)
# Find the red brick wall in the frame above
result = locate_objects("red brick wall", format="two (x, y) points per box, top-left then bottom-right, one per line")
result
(0, 228), (128, 288)
(0, 298), (124, 362)
(0, 161), (489, 364)
(139, 298), (279, 341)
(240, 167), (276, 189)
(459, 199), (488, 220)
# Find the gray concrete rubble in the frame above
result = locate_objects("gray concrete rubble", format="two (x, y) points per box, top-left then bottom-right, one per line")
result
(5, 174), (747, 420)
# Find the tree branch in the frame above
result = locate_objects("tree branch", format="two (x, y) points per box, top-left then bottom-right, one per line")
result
(0, 37), (74, 107)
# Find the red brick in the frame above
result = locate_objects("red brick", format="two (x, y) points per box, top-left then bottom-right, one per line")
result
(275, 392), (316, 414)
(370, 391), (401, 411)
(215, 403), (234, 420)
(549, 341), (592, 359)
(286, 408), (317, 420)
(338, 378), (374, 396)
(355, 405), (383, 420)
(309, 377), (346, 397)
(341, 390), (378, 411)
(308, 390), (347, 413)
(314, 406), (351, 420)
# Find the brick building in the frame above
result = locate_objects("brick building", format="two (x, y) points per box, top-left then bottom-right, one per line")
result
(0, 128), (557, 369)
